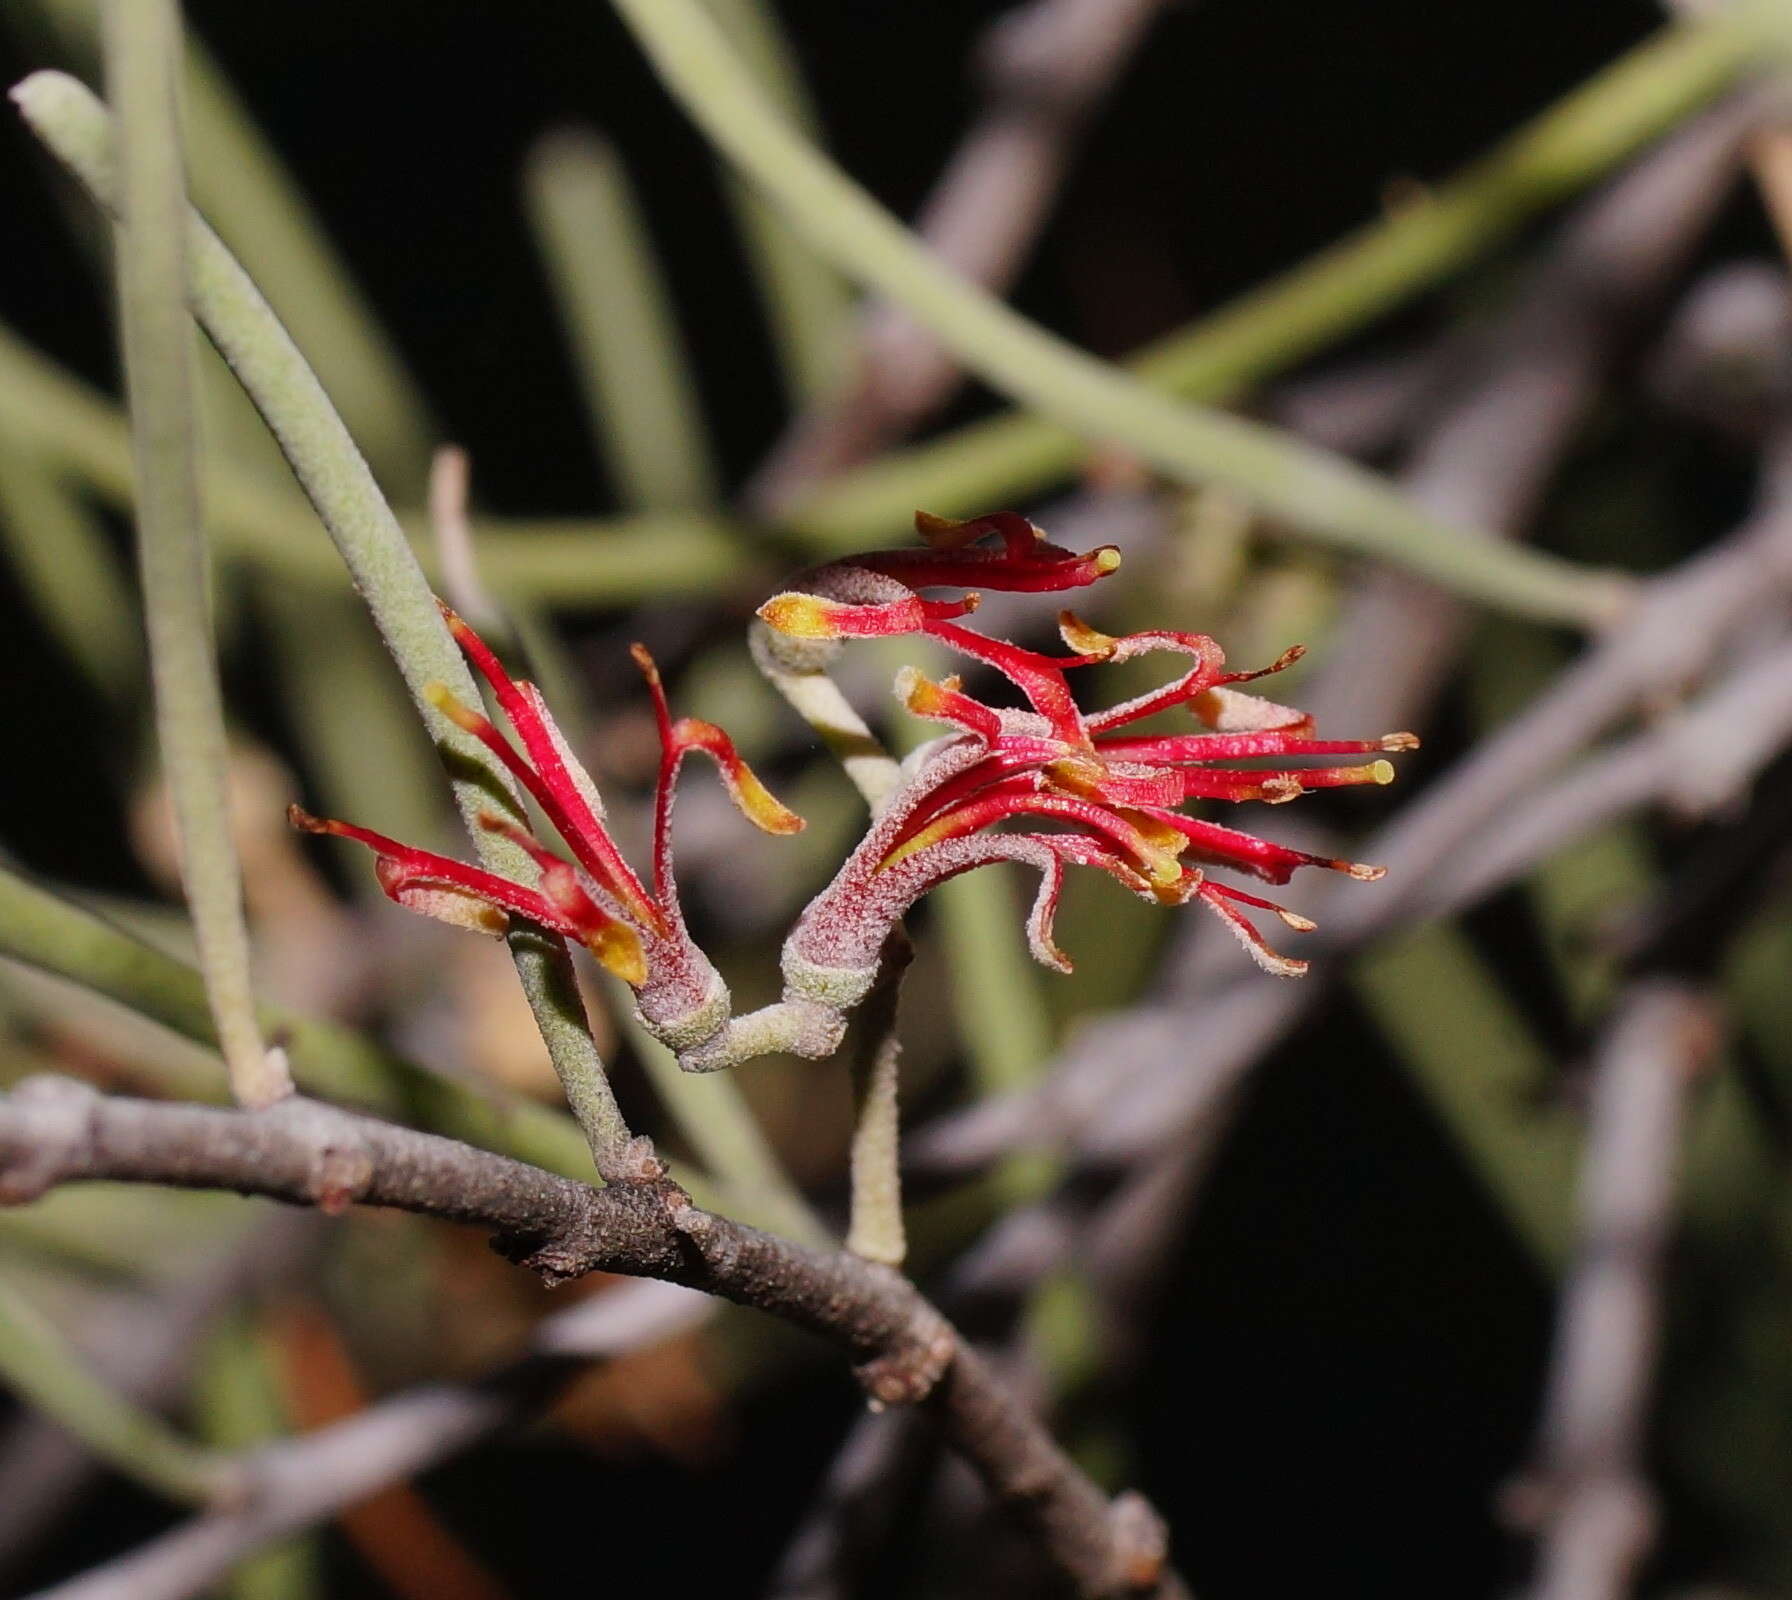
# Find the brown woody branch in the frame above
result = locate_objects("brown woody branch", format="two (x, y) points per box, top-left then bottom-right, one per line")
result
(0, 1077), (1175, 1600)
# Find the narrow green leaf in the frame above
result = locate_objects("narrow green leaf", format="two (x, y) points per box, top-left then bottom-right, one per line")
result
(0, 1270), (229, 1504)
(787, 19), (1766, 550)
(105, 0), (284, 1108)
(525, 131), (720, 511)
(14, 69), (633, 1175)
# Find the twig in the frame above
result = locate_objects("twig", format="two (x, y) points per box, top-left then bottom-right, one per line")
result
(0, 1213), (319, 1578)
(1391, 630), (1792, 930)
(781, 15), (1767, 548)
(0, 1078), (1178, 1600)
(750, 0), (1172, 510)
(910, 99), (1767, 1178)
(607, 0), (1632, 627)
(13, 70), (639, 1180)
(103, 0), (287, 1109)
(22, 1276), (708, 1600)
(1516, 981), (1718, 1600)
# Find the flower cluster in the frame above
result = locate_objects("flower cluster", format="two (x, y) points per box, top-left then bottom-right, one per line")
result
(291, 602), (799, 1057)
(764, 511), (1415, 983)
(293, 513), (1413, 1073)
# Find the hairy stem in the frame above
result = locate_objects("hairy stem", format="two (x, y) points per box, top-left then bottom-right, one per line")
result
(12, 70), (634, 1179)
(103, 0), (286, 1108)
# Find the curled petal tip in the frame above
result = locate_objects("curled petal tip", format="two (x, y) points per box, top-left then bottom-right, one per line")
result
(1058, 610), (1115, 657)
(288, 803), (330, 835)
(734, 770), (806, 835)
(628, 642), (662, 685)
(913, 509), (980, 549)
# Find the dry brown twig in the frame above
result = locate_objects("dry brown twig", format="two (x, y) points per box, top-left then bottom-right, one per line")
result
(0, 1078), (1179, 1600)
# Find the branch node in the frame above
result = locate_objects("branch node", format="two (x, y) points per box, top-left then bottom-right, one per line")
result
(1106, 1489), (1171, 1594)
(854, 1287), (956, 1409)
(615, 1133), (668, 1183)
(263, 1099), (376, 1214)
(0, 1074), (100, 1203)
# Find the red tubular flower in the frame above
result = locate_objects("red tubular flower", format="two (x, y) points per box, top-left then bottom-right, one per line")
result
(770, 513), (1416, 981)
(292, 605), (802, 1043)
(756, 510), (1120, 643)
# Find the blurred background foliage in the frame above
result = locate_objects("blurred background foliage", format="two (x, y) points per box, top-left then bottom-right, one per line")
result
(1, 1), (1791, 1597)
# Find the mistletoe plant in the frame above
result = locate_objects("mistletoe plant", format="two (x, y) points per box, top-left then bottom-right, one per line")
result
(294, 508), (1415, 1236)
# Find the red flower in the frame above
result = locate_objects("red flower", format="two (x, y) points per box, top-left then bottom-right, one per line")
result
(292, 604), (800, 1041)
(764, 513), (1415, 979)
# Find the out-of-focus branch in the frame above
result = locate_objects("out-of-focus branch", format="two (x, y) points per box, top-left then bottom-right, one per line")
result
(1390, 629), (1792, 929)
(781, 16), (1770, 546)
(750, 0), (1172, 511)
(1516, 981), (1717, 1600)
(910, 98), (1771, 1178)
(26, 1276), (710, 1600)
(0, 1213), (319, 1581)
(0, 1079), (1178, 1600)
(610, 0), (1631, 626)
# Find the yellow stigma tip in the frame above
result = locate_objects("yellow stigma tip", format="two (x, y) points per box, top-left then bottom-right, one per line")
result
(1091, 546), (1122, 575)
(1369, 760), (1395, 785)
(757, 594), (841, 639)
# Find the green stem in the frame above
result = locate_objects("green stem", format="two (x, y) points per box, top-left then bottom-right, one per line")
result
(0, 444), (137, 703)
(844, 945), (909, 1267)
(193, 1309), (323, 1600)
(105, 0), (285, 1108)
(525, 131), (720, 510)
(788, 18), (1768, 551)
(0, 1269), (230, 1504)
(0, 323), (752, 600)
(698, 0), (852, 404)
(13, 70), (634, 1179)
(608, 0), (1640, 626)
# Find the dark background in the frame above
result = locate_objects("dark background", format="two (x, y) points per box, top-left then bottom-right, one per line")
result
(0, 3), (1720, 1596)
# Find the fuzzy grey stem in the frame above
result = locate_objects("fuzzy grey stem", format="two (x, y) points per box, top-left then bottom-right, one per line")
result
(11, 69), (634, 1180)
(846, 936), (912, 1267)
